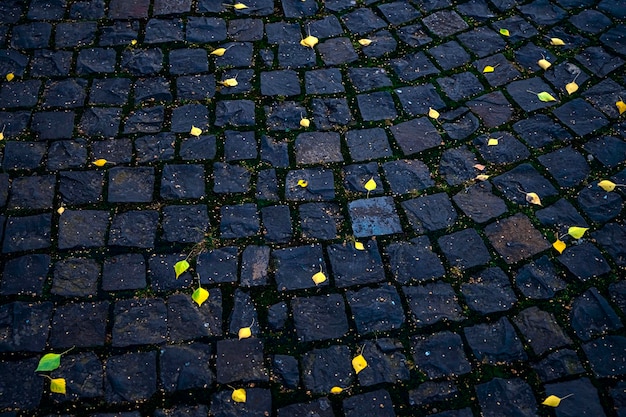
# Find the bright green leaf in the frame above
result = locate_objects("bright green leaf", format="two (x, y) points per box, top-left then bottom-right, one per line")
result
(174, 260), (190, 279)
(499, 28), (510, 36)
(36, 353), (62, 372)
(567, 226), (589, 239)
(537, 91), (557, 102)
(192, 286), (209, 307)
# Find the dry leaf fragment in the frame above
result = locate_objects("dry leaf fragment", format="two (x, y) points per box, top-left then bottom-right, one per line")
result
(542, 394), (573, 407)
(92, 159), (108, 167)
(358, 39), (372, 46)
(190, 125), (202, 137)
(330, 386), (344, 394)
(231, 387), (247, 403)
(300, 35), (318, 48)
(50, 378), (66, 394)
(220, 77), (238, 87)
(525, 192), (542, 206)
(598, 180), (616, 192)
(297, 179), (308, 188)
(130, 39), (138, 46)
(354, 241), (365, 251)
(565, 82), (578, 95)
(312, 266), (327, 285)
(499, 28), (510, 36)
(174, 260), (190, 279)
(550, 37), (565, 46)
(192, 286), (209, 307)
(487, 138), (499, 146)
(57, 207), (65, 215)
(474, 164), (486, 170)
(238, 319), (254, 340)
(428, 107), (440, 120)
(617, 100), (626, 115)
(0, 125), (4, 141)
(567, 226), (588, 239)
(6, 73), (14, 81)
(552, 239), (566, 254)
(475, 174), (490, 181)
(352, 353), (368, 374)
(538, 58), (552, 70)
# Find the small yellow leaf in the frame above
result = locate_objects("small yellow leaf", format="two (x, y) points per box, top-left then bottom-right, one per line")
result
(552, 239), (566, 254)
(0, 132), (3, 140)
(487, 138), (498, 146)
(300, 35), (318, 48)
(538, 58), (552, 70)
(330, 386), (344, 394)
(130, 39), (138, 46)
(550, 38), (565, 46)
(238, 319), (254, 340)
(537, 91), (556, 102)
(192, 286), (209, 307)
(475, 174), (490, 181)
(312, 267), (327, 285)
(565, 82), (578, 95)
(617, 100), (626, 115)
(364, 177), (377, 192)
(6, 73), (14, 81)
(233, 2), (248, 9)
(190, 125), (202, 137)
(211, 48), (227, 56)
(57, 207), (65, 215)
(428, 107), (440, 120)
(352, 354), (367, 374)
(297, 179), (308, 188)
(358, 39), (372, 46)
(483, 65), (495, 73)
(499, 28), (510, 36)
(220, 78), (238, 87)
(354, 241), (365, 251)
(174, 260), (190, 279)
(598, 180), (616, 192)
(542, 394), (573, 407)
(92, 159), (108, 167)
(525, 192), (542, 206)
(50, 378), (66, 394)
(567, 226), (588, 239)
(232, 388), (247, 403)
(300, 117), (310, 128)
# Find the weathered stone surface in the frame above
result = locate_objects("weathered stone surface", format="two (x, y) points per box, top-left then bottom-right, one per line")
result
(292, 294), (349, 342)
(383, 159), (434, 194)
(109, 210), (158, 248)
(346, 285), (404, 333)
(160, 343), (214, 392)
(453, 182), (507, 223)
(464, 317), (527, 364)
(327, 241), (386, 287)
(52, 258), (100, 297)
(513, 307), (572, 355)
(302, 345), (352, 393)
(402, 193), (457, 233)
(0, 358), (43, 410)
(167, 292), (222, 341)
(412, 331), (471, 379)
(3, 214), (52, 253)
(386, 237), (445, 284)
(544, 378), (607, 417)
(197, 247), (238, 284)
(220, 203), (260, 239)
(404, 282), (465, 327)
(0, 301), (52, 352)
(102, 253), (146, 291)
(272, 355), (299, 389)
(570, 288), (623, 341)
(216, 339), (267, 383)
(1, 254), (50, 296)
(438, 228), (491, 270)
(112, 298), (167, 347)
(349, 197), (403, 237)
(533, 349), (585, 382)
(105, 351), (157, 404)
(58, 210), (109, 250)
(558, 243), (612, 281)
(582, 336), (626, 378)
(476, 378), (537, 417)
(49, 301), (109, 348)
(485, 214), (550, 264)
(210, 388), (272, 417)
(461, 267), (517, 314)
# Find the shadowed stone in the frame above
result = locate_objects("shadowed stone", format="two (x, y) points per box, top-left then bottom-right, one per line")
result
(476, 378), (537, 417)
(302, 346), (352, 394)
(485, 214), (550, 264)
(292, 294), (349, 342)
(216, 339), (268, 383)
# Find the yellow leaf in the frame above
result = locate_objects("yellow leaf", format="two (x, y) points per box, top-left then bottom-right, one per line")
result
(475, 174), (490, 181)
(220, 78), (238, 87)
(130, 39), (138, 46)
(238, 319), (254, 340)
(6, 73), (14, 81)
(538, 58), (551, 70)
(0, 132), (3, 141)
(50, 378), (66, 394)
(56, 207), (65, 215)
(552, 239), (566, 254)
(499, 28), (510, 36)
(190, 125), (202, 137)
(537, 91), (556, 102)
(330, 386), (344, 394)
(354, 241), (365, 251)
(211, 48), (227, 56)
(482, 65), (495, 73)
(233, 2), (248, 9)
(364, 177), (376, 192)
(487, 138), (498, 146)
(358, 39), (372, 46)
(565, 82), (578, 95)
(352, 354), (367, 374)
(550, 38), (565, 46)
(300, 117), (310, 128)
(300, 35), (318, 48)
(428, 107), (440, 120)
(174, 260), (190, 279)
(192, 286), (209, 307)
(297, 179), (308, 188)
(567, 226), (588, 239)
(598, 180), (616, 192)
(542, 394), (573, 407)
(92, 159), (108, 167)
(312, 266), (327, 285)
(232, 388), (247, 403)
(617, 100), (626, 115)
(525, 192), (542, 206)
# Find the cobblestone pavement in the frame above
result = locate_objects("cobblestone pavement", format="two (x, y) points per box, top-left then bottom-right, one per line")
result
(0, 0), (625, 416)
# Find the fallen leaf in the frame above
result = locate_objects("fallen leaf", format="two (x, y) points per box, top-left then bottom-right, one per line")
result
(598, 180), (616, 192)
(330, 386), (344, 394)
(565, 82), (578, 95)
(482, 65), (495, 73)
(474, 164), (486, 170)
(550, 37), (565, 46)
(57, 207), (65, 215)
(567, 226), (588, 239)
(487, 138), (499, 146)
(499, 28), (510, 36)
(364, 177), (377, 192)
(552, 239), (566, 254)
(192, 286), (209, 307)
(475, 174), (490, 181)
(300, 35), (318, 48)
(538, 58), (551, 70)
(190, 125), (202, 137)
(231, 388), (247, 403)
(300, 117), (310, 128)
(525, 192), (542, 206)
(537, 91), (556, 102)
(220, 77), (238, 87)
(428, 107), (440, 120)
(238, 319), (254, 340)
(297, 179), (308, 188)
(36, 348), (73, 372)
(542, 394), (573, 407)
(0, 131), (3, 141)
(130, 39), (138, 46)
(174, 260), (190, 279)
(617, 100), (626, 115)
(233, 2), (248, 9)
(211, 48), (227, 56)
(92, 159), (108, 167)
(6, 73), (14, 81)
(312, 266), (327, 285)
(352, 353), (368, 374)
(354, 241), (365, 251)
(358, 39), (372, 46)
(50, 378), (66, 394)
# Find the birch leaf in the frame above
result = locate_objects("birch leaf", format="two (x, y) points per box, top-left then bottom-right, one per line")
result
(130, 39), (138, 46)
(598, 180), (616, 192)
(330, 386), (344, 394)
(36, 353), (62, 372)
(192, 286), (209, 307)
(174, 260), (190, 279)
(483, 65), (495, 73)
(92, 159), (108, 167)
(0, 132), (3, 141)
(233, 2), (248, 9)
(475, 174), (490, 181)
(428, 107), (440, 120)
(488, 138), (499, 146)
(50, 378), (67, 394)
(364, 177), (376, 192)
(238, 319), (254, 340)
(297, 179), (308, 187)
(312, 267), (327, 285)
(525, 192), (542, 206)
(352, 353), (367, 374)
(190, 125), (202, 137)
(220, 78), (238, 87)
(354, 241), (365, 251)
(617, 100), (626, 115)
(6, 73), (14, 81)
(538, 58), (552, 70)
(300, 35), (318, 48)
(232, 388), (247, 403)
(300, 117), (310, 128)
(542, 394), (573, 407)
(537, 91), (556, 102)
(550, 38), (565, 46)
(499, 28), (510, 36)
(567, 226), (588, 239)
(565, 82), (578, 95)
(358, 39), (372, 46)
(211, 48), (227, 56)
(552, 239), (566, 254)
